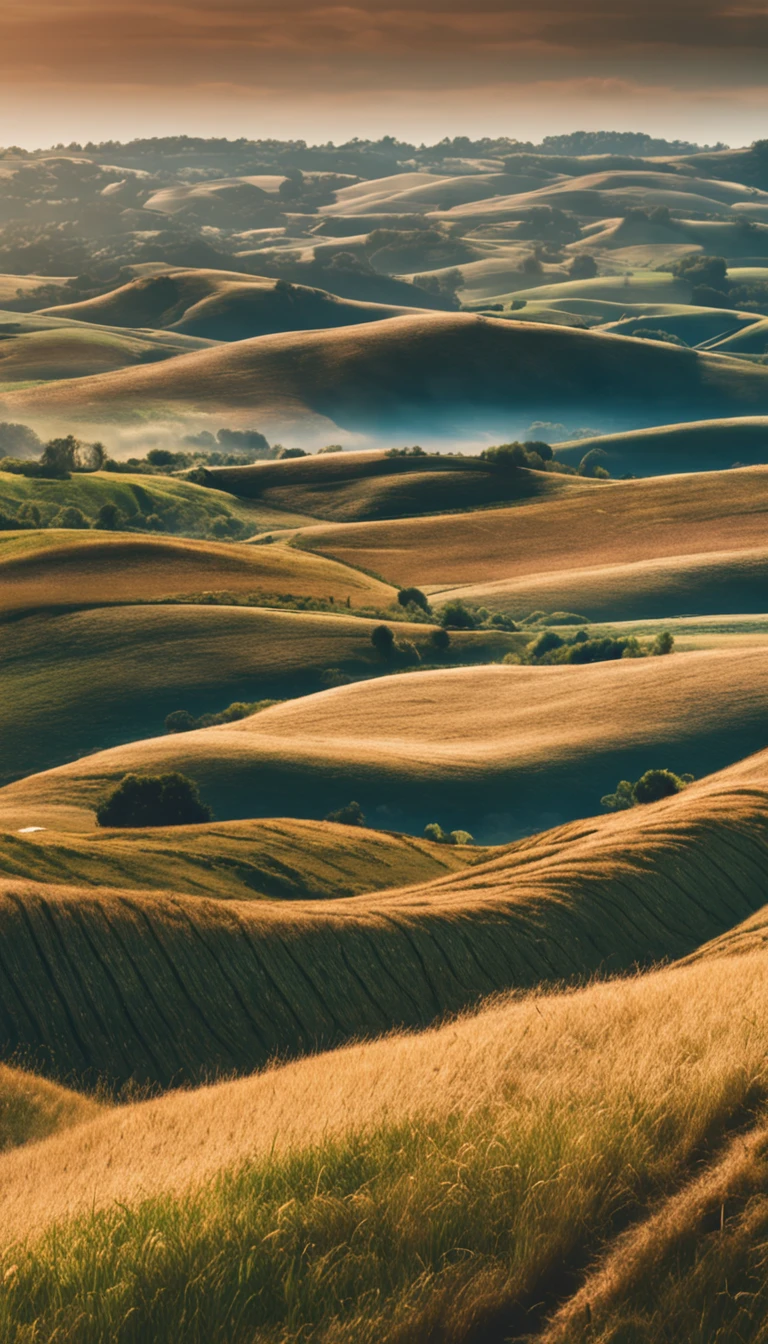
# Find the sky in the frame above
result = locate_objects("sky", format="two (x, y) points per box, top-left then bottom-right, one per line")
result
(1, 0), (767, 149)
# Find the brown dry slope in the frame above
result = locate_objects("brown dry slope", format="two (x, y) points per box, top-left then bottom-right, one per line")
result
(296, 465), (768, 618)
(0, 530), (395, 619)
(0, 746), (766, 1095)
(2, 649), (768, 836)
(2, 314), (768, 433)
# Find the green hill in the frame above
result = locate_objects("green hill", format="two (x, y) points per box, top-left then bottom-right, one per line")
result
(553, 417), (768, 474)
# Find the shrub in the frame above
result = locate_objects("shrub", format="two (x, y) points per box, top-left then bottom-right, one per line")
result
(96, 772), (212, 828)
(424, 823), (449, 843)
(320, 668), (354, 688)
(430, 627), (451, 652)
(318, 444), (344, 454)
(371, 625), (395, 658)
(526, 630), (564, 659)
(164, 710), (197, 734)
(440, 601), (476, 630)
(578, 449), (611, 478)
(569, 253), (598, 279)
(633, 769), (687, 805)
(449, 830), (474, 845)
(50, 505), (89, 529)
(325, 801), (366, 826)
(95, 502), (123, 530)
(489, 613), (519, 631)
(652, 630), (675, 656)
(397, 587), (430, 613)
(600, 780), (635, 811)
(277, 447), (307, 459)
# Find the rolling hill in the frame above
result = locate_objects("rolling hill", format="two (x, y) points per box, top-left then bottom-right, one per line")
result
(0, 816), (475, 903)
(0, 603), (522, 783)
(552, 417), (768, 474)
(1, 937), (768, 1340)
(296, 465), (768, 594)
(41, 268), (430, 342)
(205, 447), (593, 522)
(0, 530), (395, 620)
(3, 313), (768, 437)
(0, 313), (214, 385)
(3, 649), (768, 837)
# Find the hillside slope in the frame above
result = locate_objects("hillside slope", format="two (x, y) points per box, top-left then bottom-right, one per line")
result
(3, 313), (768, 434)
(2, 650), (768, 835)
(0, 530), (395, 620)
(296, 465), (768, 593)
(553, 416), (768, 475)
(0, 747), (766, 1091)
(41, 269), (429, 341)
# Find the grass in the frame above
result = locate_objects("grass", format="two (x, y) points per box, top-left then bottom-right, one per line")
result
(0, 817), (477, 903)
(2, 311), (767, 432)
(0, 747), (766, 1088)
(206, 448), (591, 523)
(296, 465), (768, 597)
(0, 1064), (100, 1154)
(3, 945), (768, 1338)
(0, 529), (395, 621)
(552, 415), (768, 475)
(0, 325), (212, 383)
(0, 603), (523, 783)
(3, 648), (768, 836)
(0, 469), (315, 538)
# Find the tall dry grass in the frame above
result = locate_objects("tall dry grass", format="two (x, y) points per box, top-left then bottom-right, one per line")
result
(1, 950), (768, 1339)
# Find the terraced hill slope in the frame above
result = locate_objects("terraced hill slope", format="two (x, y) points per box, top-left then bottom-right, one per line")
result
(0, 746), (766, 1089)
(0, 530), (395, 620)
(0, 604), (522, 783)
(3, 313), (768, 435)
(296, 465), (768, 598)
(0, 817), (475, 902)
(206, 447), (592, 522)
(41, 268), (429, 341)
(3, 649), (768, 836)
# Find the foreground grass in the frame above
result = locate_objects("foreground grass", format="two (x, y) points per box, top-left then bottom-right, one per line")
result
(3, 950), (768, 1341)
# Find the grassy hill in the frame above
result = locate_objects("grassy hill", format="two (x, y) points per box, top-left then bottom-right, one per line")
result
(3, 313), (768, 436)
(296, 465), (768, 593)
(0, 468), (314, 538)
(552, 417), (768, 475)
(0, 604), (522, 783)
(437, 545), (768, 623)
(0, 530), (395, 621)
(3, 649), (768, 837)
(205, 448), (593, 522)
(0, 314), (214, 387)
(0, 748), (766, 1089)
(0, 817), (475, 902)
(41, 268), (429, 342)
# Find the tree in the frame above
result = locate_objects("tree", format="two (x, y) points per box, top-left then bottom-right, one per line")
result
(601, 780), (635, 811)
(371, 624), (395, 658)
(325, 801), (366, 826)
(652, 631), (674, 656)
(318, 444), (344, 454)
(526, 630), (564, 659)
(96, 772), (213, 828)
(398, 586), (430, 613)
(50, 505), (88, 529)
(95, 502), (123, 530)
(39, 434), (78, 477)
(164, 710), (197, 733)
(633, 769), (686, 805)
(0, 422), (41, 459)
(440, 601), (476, 630)
(277, 447), (307, 460)
(430, 627), (451, 652)
(570, 254), (598, 280)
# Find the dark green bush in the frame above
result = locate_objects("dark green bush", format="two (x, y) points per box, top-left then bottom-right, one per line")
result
(430, 627), (451, 652)
(96, 772), (212, 828)
(397, 587), (430, 613)
(325, 801), (366, 826)
(633, 769), (687, 805)
(440, 601), (476, 630)
(371, 624), (396, 658)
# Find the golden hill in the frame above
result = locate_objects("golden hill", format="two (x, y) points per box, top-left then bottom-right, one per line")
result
(0, 816), (474, 903)
(296, 465), (768, 595)
(0, 745), (767, 1090)
(0, 603), (522, 783)
(3, 649), (768, 836)
(0, 1064), (100, 1155)
(436, 546), (768, 623)
(207, 447), (592, 522)
(2, 313), (768, 433)
(2, 874), (768, 1344)
(0, 530), (394, 621)
(41, 268), (427, 342)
